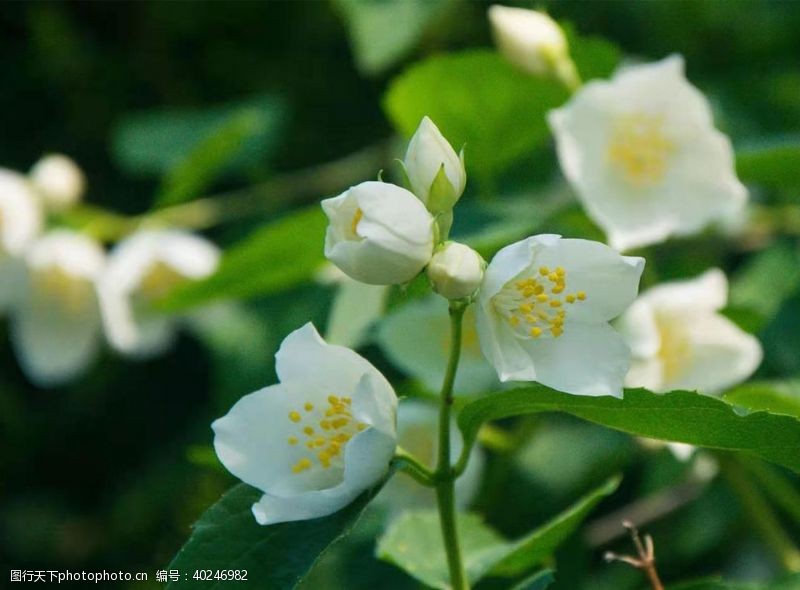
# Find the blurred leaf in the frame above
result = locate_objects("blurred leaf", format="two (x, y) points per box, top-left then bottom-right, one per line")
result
(761, 292), (800, 375)
(511, 569), (556, 590)
(186, 303), (276, 412)
(376, 511), (509, 590)
(729, 242), (800, 326)
(490, 476), (620, 576)
(167, 481), (383, 590)
(335, 0), (450, 75)
(740, 458), (800, 528)
(563, 22), (621, 81)
(458, 386), (800, 474)
(112, 94), (285, 177)
(377, 478), (617, 587)
(156, 108), (271, 207)
(161, 206), (327, 311)
(725, 380), (800, 419)
(670, 574), (800, 589)
(736, 135), (800, 189)
(384, 50), (568, 181)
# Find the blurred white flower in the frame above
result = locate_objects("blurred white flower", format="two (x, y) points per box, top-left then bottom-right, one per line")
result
(213, 323), (397, 525)
(0, 170), (43, 310)
(375, 399), (484, 515)
(427, 241), (485, 301)
(29, 154), (86, 211)
(616, 268), (762, 393)
(548, 55), (747, 251)
(488, 5), (576, 84)
(322, 181), (435, 285)
(403, 117), (466, 213)
(99, 229), (219, 358)
(10, 230), (105, 387)
(377, 295), (499, 396)
(476, 234), (644, 397)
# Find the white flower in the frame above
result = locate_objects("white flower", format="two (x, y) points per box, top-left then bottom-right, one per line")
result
(212, 323), (397, 525)
(427, 242), (485, 300)
(0, 169), (43, 310)
(322, 181), (435, 285)
(10, 230), (105, 387)
(29, 154), (86, 211)
(377, 295), (499, 396)
(548, 55), (747, 251)
(99, 229), (219, 358)
(488, 6), (572, 79)
(616, 268), (762, 393)
(476, 234), (644, 397)
(403, 117), (466, 213)
(376, 399), (484, 515)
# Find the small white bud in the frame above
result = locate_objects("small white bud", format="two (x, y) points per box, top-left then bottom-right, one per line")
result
(427, 241), (485, 300)
(404, 117), (466, 214)
(488, 5), (575, 83)
(322, 181), (435, 285)
(29, 154), (86, 210)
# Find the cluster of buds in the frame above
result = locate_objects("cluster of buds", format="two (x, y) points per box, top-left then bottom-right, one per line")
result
(322, 117), (484, 302)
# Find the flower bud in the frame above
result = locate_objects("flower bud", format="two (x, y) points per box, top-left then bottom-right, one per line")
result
(427, 241), (485, 300)
(322, 181), (435, 285)
(29, 154), (86, 211)
(488, 6), (577, 85)
(404, 117), (466, 214)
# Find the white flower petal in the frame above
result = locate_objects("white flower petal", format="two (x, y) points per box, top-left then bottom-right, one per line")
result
(614, 299), (660, 359)
(548, 55), (746, 251)
(640, 268), (727, 312)
(522, 322), (630, 397)
(476, 302), (537, 382)
(481, 234), (559, 299)
(534, 238), (644, 322)
(0, 169), (43, 256)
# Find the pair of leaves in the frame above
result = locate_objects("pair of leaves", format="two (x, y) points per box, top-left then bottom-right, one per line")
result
(376, 477), (619, 589)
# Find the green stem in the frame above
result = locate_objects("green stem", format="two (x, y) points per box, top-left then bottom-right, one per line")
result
(394, 448), (437, 488)
(720, 455), (800, 572)
(435, 302), (469, 590)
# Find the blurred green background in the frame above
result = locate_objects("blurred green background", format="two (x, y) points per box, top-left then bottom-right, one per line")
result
(2, 1), (800, 588)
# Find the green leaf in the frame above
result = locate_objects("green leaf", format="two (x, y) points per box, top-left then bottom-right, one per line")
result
(376, 511), (508, 590)
(167, 482), (383, 590)
(736, 135), (800, 189)
(160, 206), (327, 311)
(489, 476), (620, 576)
(384, 50), (568, 181)
(376, 478), (617, 588)
(563, 22), (621, 81)
(334, 0), (450, 74)
(112, 94), (285, 177)
(458, 386), (800, 474)
(729, 242), (800, 326)
(511, 570), (556, 590)
(725, 381), (800, 419)
(156, 108), (271, 207)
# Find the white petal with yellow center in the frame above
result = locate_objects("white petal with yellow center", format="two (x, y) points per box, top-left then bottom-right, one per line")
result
(548, 55), (747, 251)
(476, 235), (643, 397)
(212, 323), (397, 525)
(99, 229), (219, 358)
(618, 269), (763, 394)
(11, 230), (105, 387)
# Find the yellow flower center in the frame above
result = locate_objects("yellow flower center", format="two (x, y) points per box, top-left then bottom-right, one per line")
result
(32, 266), (94, 314)
(138, 261), (186, 301)
(287, 394), (367, 474)
(655, 313), (691, 383)
(607, 113), (674, 187)
(350, 208), (364, 237)
(492, 266), (586, 339)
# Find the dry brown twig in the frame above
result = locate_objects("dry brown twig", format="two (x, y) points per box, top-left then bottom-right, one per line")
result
(604, 520), (665, 590)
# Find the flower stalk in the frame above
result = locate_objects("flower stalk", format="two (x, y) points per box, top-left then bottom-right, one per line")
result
(435, 302), (469, 590)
